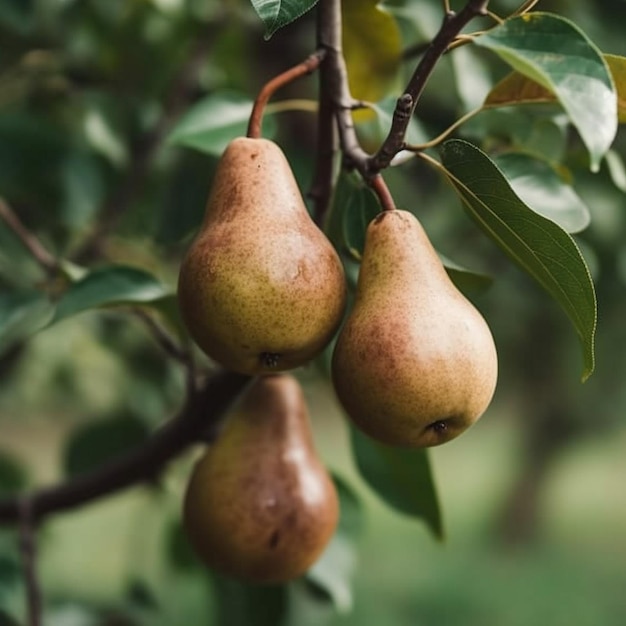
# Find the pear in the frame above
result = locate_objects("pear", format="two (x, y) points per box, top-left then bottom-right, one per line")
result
(177, 137), (346, 375)
(182, 373), (339, 584)
(332, 209), (497, 448)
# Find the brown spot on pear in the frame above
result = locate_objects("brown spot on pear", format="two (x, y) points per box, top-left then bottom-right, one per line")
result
(182, 374), (339, 584)
(331, 209), (498, 448)
(177, 137), (346, 375)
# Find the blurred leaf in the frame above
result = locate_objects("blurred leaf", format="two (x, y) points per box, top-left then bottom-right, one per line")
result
(0, 0), (34, 32)
(168, 92), (256, 156)
(0, 555), (20, 587)
(53, 266), (171, 323)
(440, 256), (493, 294)
(126, 579), (159, 610)
(0, 609), (21, 626)
(605, 149), (626, 193)
(250, 0), (318, 39)
(0, 290), (55, 355)
(212, 572), (288, 626)
(475, 13), (617, 171)
(0, 451), (27, 495)
(350, 424), (443, 540)
(167, 518), (199, 572)
(342, 0), (402, 102)
(485, 54), (626, 125)
(340, 178), (381, 261)
(493, 152), (590, 233)
(63, 413), (150, 477)
(439, 139), (597, 380)
(305, 475), (363, 613)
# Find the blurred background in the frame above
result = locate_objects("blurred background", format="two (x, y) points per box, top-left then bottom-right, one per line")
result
(1, 0), (625, 624)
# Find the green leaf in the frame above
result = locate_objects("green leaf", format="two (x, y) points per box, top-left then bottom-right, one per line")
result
(342, 0), (403, 102)
(0, 450), (28, 495)
(63, 413), (150, 478)
(249, 0), (318, 39)
(0, 0), (34, 33)
(350, 424), (443, 540)
(492, 152), (590, 233)
(306, 475), (363, 613)
(168, 92), (263, 156)
(212, 572), (288, 626)
(475, 12), (617, 171)
(0, 609), (21, 626)
(440, 255), (493, 294)
(485, 54), (626, 125)
(439, 139), (597, 380)
(53, 265), (170, 323)
(340, 178), (381, 261)
(0, 290), (55, 355)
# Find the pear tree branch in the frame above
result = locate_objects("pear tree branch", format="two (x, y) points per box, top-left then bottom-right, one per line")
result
(0, 371), (251, 525)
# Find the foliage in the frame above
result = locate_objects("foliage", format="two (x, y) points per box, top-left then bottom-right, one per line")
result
(0, 0), (625, 624)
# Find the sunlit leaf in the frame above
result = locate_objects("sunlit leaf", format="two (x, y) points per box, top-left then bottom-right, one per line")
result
(249, 0), (318, 38)
(350, 424), (443, 540)
(342, 0), (403, 102)
(168, 92), (271, 156)
(485, 54), (626, 125)
(475, 13), (617, 171)
(439, 139), (596, 380)
(53, 265), (170, 323)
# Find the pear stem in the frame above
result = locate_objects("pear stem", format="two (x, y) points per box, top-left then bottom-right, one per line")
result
(247, 50), (327, 139)
(370, 174), (397, 211)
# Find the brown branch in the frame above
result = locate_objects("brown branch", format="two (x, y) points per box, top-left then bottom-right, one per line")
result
(370, 0), (489, 171)
(0, 370), (251, 525)
(247, 50), (326, 139)
(0, 199), (58, 274)
(19, 497), (42, 626)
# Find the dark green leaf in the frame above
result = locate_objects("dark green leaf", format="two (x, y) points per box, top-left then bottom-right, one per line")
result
(336, 173), (381, 260)
(305, 475), (363, 613)
(63, 413), (150, 478)
(0, 451), (27, 495)
(439, 139), (597, 380)
(440, 255), (493, 294)
(492, 152), (590, 233)
(0, 290), (54, 355)
(250, 0), (318, 39)
(53, 266), (170, 323)
(0, 0), (34, 33)
(350, 424), (443, 540)
(0, 609), (21, 626)
(212, 571), (288, 626)
(475, 12), (617, 171)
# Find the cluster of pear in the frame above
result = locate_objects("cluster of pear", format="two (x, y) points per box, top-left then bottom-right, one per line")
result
(177, 136), (498, 583)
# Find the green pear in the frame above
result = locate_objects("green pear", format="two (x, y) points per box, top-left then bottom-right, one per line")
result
(183, 373), (339, 584)
(177, 137), (346, 375)
(332, 209), (498, 448)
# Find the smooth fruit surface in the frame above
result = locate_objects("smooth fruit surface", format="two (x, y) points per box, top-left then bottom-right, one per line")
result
(332, 209), (498, 448)
(177, 137), (346, 374)
(183, 374), (339, 584)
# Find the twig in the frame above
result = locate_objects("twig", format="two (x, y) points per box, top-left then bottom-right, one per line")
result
(370, 0), (489, 171)
(132, 307), (192, 366)
(19, 497), (42, 626)
(247, 50), (326, 139)
(0, 370), (251, 525)
(0, 199), (58, 274)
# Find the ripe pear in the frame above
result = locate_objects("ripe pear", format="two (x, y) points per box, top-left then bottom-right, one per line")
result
(331, 210), (497, 448)
(182, 373), (339, 584)
(177, 137), (346, 375)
